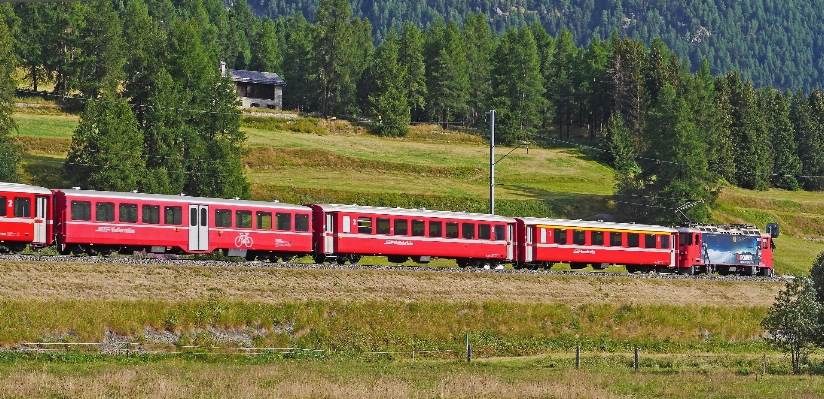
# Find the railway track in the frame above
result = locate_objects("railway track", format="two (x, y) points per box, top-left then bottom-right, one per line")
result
(0, 254), (788, 283)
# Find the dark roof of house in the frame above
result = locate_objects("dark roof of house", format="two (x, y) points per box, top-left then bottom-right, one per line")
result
(229, 69), (287, 86)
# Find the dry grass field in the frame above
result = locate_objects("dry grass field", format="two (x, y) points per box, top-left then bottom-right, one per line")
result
(0, 260), (782, 306)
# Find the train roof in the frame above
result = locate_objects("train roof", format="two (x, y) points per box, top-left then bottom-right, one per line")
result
(53, 188), (310, 210)
(518, 217), (678, 233)
(309, 204), (516, 222)
(0, 182), (52, 195)
(677, 224), (764, 236)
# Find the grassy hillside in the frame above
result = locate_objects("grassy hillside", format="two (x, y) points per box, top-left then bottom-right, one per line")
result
(10, 105), (824, 275)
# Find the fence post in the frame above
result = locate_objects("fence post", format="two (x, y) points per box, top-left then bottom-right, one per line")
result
(466, 333), (472, 363)
(634, 347), (639, 372)
(762, 353), (766, 375)
(575, 345), (580, 369)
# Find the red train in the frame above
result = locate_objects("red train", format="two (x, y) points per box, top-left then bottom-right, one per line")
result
(0, 182), (778, 276)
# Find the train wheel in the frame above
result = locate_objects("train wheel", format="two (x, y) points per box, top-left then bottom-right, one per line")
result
(336, 256), (347, 265)
(281, 255), (295, 263)
(626, 266), (637, 273)
(679, 266), (695, 275)
(349, 255), (361, 265)
(312, 254), (326, 264)
(245, 252), (257, 261)
(760, 268), (773, 277)
(748, 266), (757, 276)
(456, 259), (469, 268)
(8, 244), (26, 255)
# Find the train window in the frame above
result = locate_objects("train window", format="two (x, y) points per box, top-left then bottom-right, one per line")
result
(412, 220), (425, 236)
(678, 234), (689, 245)
(0, 196), (5, 216)
(295, 214), (309, 231)
(429, 221), (442, 237)
(14, 197), (31, 218)
(478, 224), (491, 240)
(592, 231), (604, 246)
(462, 223), (475, 239)
(190, 208), (197, 226)
(200, 208), (207, 227)
(142, 205), (161, 224)
(763, 239), (769, 250)
(661, 235), (670, 249)
(554, 229), (567, 244)
(164, 206), (182, 225)
(119, 204), (137, 223)
(446, 222), (459, 238)
(357, 217), (372, 234)
(495, 225), (505, 240)
(71, 201), (91, 221)
(377, 218), (390, 234)
(215, 209), (232, 228)
(627, 233), (639, 247)
(276, 213), (291, 230)
(96, 202), (115, 222)
(395, 219), (408, 235)
(645, 234), (657, 248)
(610, 232), (623, 246)
(256, 212), (272, 230)
(573, 230), (586, 245)
(236, 211), (252, 229)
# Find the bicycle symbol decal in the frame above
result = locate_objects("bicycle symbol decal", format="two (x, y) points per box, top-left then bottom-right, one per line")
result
(234, 233), (254, 248)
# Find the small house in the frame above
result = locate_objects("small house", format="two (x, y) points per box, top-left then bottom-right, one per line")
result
(221, 61), (287, 110)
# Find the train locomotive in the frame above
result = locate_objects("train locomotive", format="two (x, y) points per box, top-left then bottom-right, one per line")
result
(0, 182), (778, 276)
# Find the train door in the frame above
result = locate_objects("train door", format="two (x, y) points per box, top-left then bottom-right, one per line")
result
(669, 234), (676, 266)
(524, 226), (534, 263)
(188, 205), (209, 251)
(33, 196), (48, 244)
(324, 213), (335, 254)
(507, 224), (515, 260)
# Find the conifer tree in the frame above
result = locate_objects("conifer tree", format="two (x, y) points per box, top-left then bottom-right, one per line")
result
(12, 2), (50, 92)
(580, 36), (611, 140)
(250, 18), (281, 73)
(763, 89), (801, 190)
(424, 19), (469, 127)
(64, 96), (146, 191)
(462, 13), (494, 126)
(313, 0), (354, 118)
(0, 4), (20, 182)
(281, 14), (315, 112)
(72, 1), (125, 98)
(398, 21), (426, 121)
(529, 22), (555, 130)
(549, 29), (577, 138)
(490, 27), (545, 144)
(799, 90), (824, 190)
(368, 29), (409, 137)
(726, 72), (771, 190)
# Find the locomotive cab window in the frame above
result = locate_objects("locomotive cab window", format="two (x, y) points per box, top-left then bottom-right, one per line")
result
(610, 232), (623, 246)
(236, 211), (252, 229)
(592, 231), (604, 246)
(412, 220), (425, 236)
(96, 202), (115, 222)
(573, 230), (586, 245)
(678, 233), (689, 245)
(215, 209), (232, 228)
(446, 222), (459, 238)
(164, 206), (182, 225)
(554, 229), (567, 244)
(627, 233), (639, 247)
(394, 219), (408, 235)
(429, 221), (442, 237)
(70, 201), (91, 221)
(276, 213), (291, 230)
(119, 204), (137, 223)
(478, 224), (491, 240)
(495, 225), (505, 240)
(14, 197), (31, 218)
(256, 212), (272, 230)
(357, 217), (372, 234)
(295, 214), (309, 231)
(142, 205), (160, 224)
(0, 196), (5, 217)
(377, 218), (390, 234)
(645, 234), (657, 248)
(462, 223), (475, 239)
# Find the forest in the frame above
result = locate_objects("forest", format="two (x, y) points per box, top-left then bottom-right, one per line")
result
(252, 0), (824, 93)
(1, 0), (823, 224)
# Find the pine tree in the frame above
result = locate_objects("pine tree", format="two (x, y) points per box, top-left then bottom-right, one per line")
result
(122, 0), (166, 125)
(398, 21), (426, 121)
(0, 4), (20, 182)
(530, 22), (555, 130)
(63, 96), (146, 191)
(250, 18), (281, 73)
(281, 14), (315, 112)
(609, 37), (648, 149)
(368, 29), (409, 137)
(726, 72), (771, 190)
(12, 2), (50, 92)
(490, 27), (545, 144)
(580, 37), (611, 140)
(313, 0), (354, 118)
(549, 29), (578, 138)
(462, 13), (494, 126)
(802, 90), (824, 190)
(601, 112), (638, 176)
(763, 89), (801, 190)
(72, 1), (125, 98)
(424, 19), (469, 127)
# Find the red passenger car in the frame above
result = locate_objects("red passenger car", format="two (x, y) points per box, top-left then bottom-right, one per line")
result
(676, 225), (775, 276)
(309, 204), (516, 268)
(0, 183), (53, 253)
(515, 218), (677, 272)
(53, 189), (312, 260)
